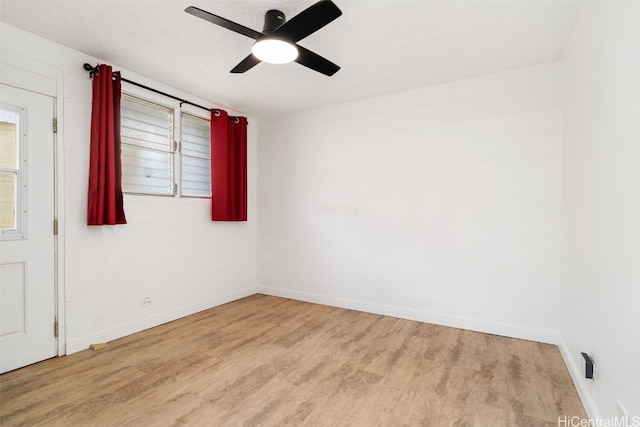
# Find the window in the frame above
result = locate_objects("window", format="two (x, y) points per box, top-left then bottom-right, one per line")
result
(121, 94), (174, 195)
(120, 95), (211, 197)
(0, 104), (25, 239)
(181, 113), (211, 197)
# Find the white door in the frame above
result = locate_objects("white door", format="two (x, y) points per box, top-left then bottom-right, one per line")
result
(0, 84), (56, 373)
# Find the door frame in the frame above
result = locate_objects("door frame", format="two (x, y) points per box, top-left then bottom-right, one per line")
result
(1, 53), (66, 356)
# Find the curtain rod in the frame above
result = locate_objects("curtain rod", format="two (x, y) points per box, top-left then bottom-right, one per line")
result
(83, 63), (218, 115)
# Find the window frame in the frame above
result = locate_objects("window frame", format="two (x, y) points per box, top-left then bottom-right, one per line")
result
(179, 112), (211, 198)
(120, 93), (175, 197)
(119, 89), (212, 199)
(0, 103), (27, 241)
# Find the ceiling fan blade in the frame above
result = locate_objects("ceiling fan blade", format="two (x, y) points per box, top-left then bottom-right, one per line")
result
(273, 0), (342, 42)
(230, 54), (261, 73)
(185, 6), (263, 40)
(295, 46), (340, 76)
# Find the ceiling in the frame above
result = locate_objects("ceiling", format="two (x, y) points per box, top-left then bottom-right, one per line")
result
(0, 1), (583, 119)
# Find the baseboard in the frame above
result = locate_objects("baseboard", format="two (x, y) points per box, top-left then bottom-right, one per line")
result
(66, 286), (257, 354)
(557, 335), (602, 420)
(257, 285), (558, 344)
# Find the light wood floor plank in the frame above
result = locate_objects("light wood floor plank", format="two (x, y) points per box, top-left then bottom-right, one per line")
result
(0, 295), (586, 426)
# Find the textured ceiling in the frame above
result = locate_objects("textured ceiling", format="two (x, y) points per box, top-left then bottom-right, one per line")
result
(0, 1), (583, 118)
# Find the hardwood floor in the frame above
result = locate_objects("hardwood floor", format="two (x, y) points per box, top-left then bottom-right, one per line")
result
(1, 295), (586, 426)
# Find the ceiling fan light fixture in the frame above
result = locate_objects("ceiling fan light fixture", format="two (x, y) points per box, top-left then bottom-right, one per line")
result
(251, 38), (298, 64)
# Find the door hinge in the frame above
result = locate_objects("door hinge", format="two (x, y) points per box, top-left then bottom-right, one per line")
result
(54, 320), (59, 338)
(53, 219), (58, 235)
(173, 182), (178, 195)
(52, 117), (58, 134)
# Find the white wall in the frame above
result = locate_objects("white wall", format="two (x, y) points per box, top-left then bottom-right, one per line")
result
(258, 62), (563, 343)
(560, 1), (640, 420)
(0, 23), (258, 353)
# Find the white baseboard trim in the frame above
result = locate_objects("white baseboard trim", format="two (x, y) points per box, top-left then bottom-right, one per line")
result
(257, 286), (558, 344)
(557, 335), (601, 420)
(66, 286), (257, 354)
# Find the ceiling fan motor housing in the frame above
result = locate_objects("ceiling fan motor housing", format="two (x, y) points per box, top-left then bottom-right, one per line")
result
(263, 10), (286, 34)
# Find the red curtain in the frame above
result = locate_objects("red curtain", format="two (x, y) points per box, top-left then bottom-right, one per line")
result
(211, 110), (247, 221)
(87, 64), (127, 225)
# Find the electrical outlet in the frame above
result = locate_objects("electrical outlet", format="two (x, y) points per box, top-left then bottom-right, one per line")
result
(616, 400), (628, 427)
(140, 297), (152, 307)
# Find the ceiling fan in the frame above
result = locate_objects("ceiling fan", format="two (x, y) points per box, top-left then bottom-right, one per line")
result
(185, 1), (342, 76)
